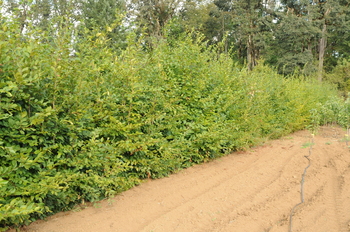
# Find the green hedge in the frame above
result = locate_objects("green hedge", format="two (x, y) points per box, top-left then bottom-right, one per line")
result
(0, 20), (348, 230)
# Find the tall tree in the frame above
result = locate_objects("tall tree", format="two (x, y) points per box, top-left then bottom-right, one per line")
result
(129, 0), (183, 44)
(317, 0), (350, 80)
(81, 0), (125, 29)
(267, 0), (350, 78)
(80, 0), (127, 49)
(3, 0), (81, 33)
(213, 0), (273, 70)
(309, 0), (333, 81)
(179, 1), (226, 45)
(264, 10), (319, 75)
(3, 0), (32, 33)
(325, 0), (350, 70)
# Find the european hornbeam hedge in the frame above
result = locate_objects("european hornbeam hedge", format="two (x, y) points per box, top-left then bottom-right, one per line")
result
(0, 20), (349, 230)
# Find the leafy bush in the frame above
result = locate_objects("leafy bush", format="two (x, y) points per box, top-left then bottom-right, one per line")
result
(0, 17), (347, 230)
(325, 59), (350, 97)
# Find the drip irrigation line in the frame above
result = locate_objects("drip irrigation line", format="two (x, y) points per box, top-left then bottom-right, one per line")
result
(288, 136), (314, 232)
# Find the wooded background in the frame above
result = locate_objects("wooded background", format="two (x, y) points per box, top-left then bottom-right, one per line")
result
(2, 0), (350, 82)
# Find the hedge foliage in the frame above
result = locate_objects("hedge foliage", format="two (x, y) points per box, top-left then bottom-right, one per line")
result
(0, 19), (349, 230)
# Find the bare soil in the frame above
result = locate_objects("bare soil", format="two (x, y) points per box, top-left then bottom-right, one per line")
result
(10, 126), (350, 232)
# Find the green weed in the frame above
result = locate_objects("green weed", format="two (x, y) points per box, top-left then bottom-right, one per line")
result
(301, 142), (315, 149)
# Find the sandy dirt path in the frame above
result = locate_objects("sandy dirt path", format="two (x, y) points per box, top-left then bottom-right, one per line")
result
(11, 126), (350, 232)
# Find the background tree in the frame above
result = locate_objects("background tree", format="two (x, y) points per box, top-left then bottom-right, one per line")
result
(213, 0), (274, 70)
(2, 0), (350, 77)
(263, 11), (320, 75)
(264, 0), (350, 78)
(320, 0), (350, 76)
(2, 0), (82, 53)
(179, 0), (272, 69)
(179, 1), (225, 45)
(3, 0), (33, 33)
(128, 0), (183, 47)
(80, 0), (127, 50)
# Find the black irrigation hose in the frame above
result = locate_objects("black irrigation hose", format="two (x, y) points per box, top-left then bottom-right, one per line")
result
(288, 136), (314, 232)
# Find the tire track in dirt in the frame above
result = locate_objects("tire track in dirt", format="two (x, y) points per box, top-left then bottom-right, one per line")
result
(10, 126), (350, 232)
(329, 154), (350, 232)
(141, 144), (301, 232)
(280, 132), (350, 232)
(135, 151), (283, 232)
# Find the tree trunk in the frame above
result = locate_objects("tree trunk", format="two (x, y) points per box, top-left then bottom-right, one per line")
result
(247, 33), (258, 72)
(247, 34), (253, 71)
(318, 23), (327, 82)
(318, 8), (331, 82)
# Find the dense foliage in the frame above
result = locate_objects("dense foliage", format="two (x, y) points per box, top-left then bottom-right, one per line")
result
(1, 3), (350, 231)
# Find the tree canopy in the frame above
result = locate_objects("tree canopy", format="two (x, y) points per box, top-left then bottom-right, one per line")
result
(2, 0), (349, 75)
